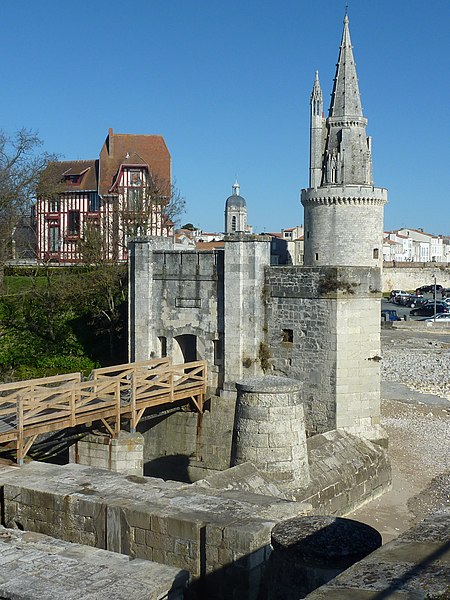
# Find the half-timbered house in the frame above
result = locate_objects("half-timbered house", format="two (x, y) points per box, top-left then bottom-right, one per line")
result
(35, 129), (171, 263)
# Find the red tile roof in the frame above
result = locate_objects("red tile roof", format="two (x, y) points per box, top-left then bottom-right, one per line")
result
(99, 129), (171, 195)
(45, 159), (98, 191)
(196, 241), (225, 250)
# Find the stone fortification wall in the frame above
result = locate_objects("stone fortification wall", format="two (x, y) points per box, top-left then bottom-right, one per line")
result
(141, 394), (236, 481)
(383, 263), (450, 293)
(297, 430), (390, 514)
(265, 266), (383, 440)
(129, 242), (224, 392)
(0, 461), (309, 600)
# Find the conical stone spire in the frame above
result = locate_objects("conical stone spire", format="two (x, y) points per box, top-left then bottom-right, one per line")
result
(322, 13), (372, 186)
(329, 14), (363, 118)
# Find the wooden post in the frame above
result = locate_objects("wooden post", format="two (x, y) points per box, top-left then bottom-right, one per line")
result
(16, 394), (24, 466)
(115, 380), (120, 436)
(130, 372), (136, 433)
(70, 387), (76, 427)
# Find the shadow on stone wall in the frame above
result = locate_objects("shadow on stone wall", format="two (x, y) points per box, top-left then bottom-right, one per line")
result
(144, 453), (191, 483)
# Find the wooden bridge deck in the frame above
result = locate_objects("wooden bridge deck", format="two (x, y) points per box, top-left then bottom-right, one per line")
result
(0, 358), (207, 464)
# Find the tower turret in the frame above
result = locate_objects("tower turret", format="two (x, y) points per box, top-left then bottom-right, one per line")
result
(301, 13), (387, 267)
(309, 71), (324, 188)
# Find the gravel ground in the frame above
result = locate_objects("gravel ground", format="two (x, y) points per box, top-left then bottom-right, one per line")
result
(350, 326), (450, 543)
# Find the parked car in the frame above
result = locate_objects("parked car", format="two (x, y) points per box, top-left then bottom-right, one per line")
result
(389, 289), (408, 301)
(381, 309), (401, 322)
(406, 295), (426, 308)
(423, 313), (450, 322)
(396, 294), (414, 306)
(410, 301), (450, 317)
(392, 291), (410, 304)
(415, 284), (443, 295)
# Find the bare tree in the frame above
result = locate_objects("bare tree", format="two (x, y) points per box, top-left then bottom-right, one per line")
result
(113, 174), (186, 256)
(0, 129), (58, 292)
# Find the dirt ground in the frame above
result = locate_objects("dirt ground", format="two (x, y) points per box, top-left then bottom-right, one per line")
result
(349, 326), (450, 544)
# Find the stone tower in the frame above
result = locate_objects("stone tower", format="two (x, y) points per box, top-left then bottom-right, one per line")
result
(301, 14), (387, 267)
(296, 14), (388, 444)
(224, 180), (249, 234)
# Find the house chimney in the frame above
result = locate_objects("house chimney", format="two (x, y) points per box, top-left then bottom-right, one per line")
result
(108, 128), (114, 157)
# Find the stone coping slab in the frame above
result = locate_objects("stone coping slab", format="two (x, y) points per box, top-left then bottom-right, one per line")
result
(236, 376), (303, 393)
(0, 526), (188, 600)
(0, 461), (309, 524)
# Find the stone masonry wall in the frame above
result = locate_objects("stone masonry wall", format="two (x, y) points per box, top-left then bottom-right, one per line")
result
(130, 243), (224, 392)
(141, 394), (236, 481)
(265, 266), (382, 438)
(0, 462), (309, 600)
(296, 430), (391, 515)
(383, 263), (450, 293)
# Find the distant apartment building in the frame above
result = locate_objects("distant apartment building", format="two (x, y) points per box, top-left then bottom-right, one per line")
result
(35, 129), (171, 263)
(383, 228), (449, 263)
(268, 226), (304, 265)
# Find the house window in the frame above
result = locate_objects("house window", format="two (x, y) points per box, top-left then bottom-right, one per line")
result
(88, 193), (99, 212)
(49, 225), (60, 252)
(128, 188), (143, 212)
(129, 170), (142, 186)
(373, 248), (379, 259)
(49, 199), (60, 212)
(68, 210), (80, 235)
(231, 215), (237, 232)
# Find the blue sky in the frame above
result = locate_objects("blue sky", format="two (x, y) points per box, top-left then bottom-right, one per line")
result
(1, 1), (448, 235)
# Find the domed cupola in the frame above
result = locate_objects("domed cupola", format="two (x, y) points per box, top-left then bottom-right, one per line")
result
(225, 180), (248, 233)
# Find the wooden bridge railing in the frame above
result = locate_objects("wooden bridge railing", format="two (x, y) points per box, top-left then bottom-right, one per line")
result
(0, 358), (207, 464)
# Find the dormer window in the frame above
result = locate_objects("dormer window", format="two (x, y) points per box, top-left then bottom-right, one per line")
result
(65, 174), (82, 185)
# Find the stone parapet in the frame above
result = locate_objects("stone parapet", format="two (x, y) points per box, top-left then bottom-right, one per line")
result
(301, 184), (387, 206)
(266, 266), (382, 299)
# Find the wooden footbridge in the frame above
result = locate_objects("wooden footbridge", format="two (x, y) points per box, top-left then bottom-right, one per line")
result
(0, 358), (207, 464)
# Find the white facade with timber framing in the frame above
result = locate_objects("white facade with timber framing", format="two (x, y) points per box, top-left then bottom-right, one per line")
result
(35, 129), (172, 263)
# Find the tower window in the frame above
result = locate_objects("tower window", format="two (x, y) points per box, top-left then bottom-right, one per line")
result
(158, 336), (167, 357)
(281, 329), (293, 343)
(231, 215), (237, 231)
(373, 248), (379, 259)
(315, 253), (319, 261)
